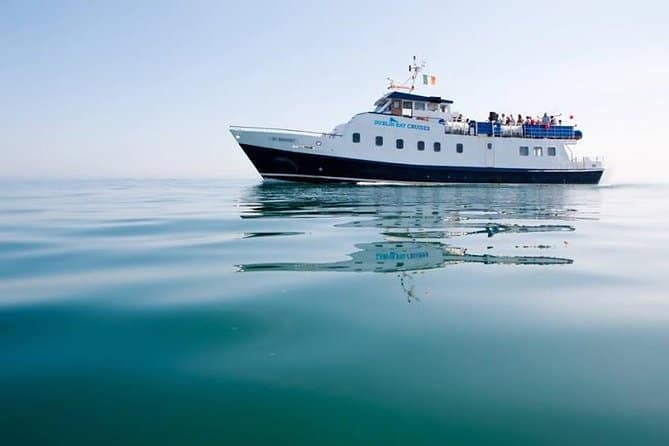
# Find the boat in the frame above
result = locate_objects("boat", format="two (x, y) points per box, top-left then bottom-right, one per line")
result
(230, 59), (604, 184)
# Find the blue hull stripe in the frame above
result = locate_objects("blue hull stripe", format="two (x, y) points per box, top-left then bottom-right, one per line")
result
(240, 144), (604, 185)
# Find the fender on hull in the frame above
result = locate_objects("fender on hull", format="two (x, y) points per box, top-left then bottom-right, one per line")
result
(240, 144), (604, 185)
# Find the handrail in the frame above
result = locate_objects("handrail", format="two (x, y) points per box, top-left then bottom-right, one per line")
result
(446, 121), (581, 140)
(229, 125), (342, 137)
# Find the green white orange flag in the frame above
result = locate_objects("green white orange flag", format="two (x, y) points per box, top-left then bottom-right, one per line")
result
(422, 74), (437, 86)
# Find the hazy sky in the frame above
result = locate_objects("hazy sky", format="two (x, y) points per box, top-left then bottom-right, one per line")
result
(2, 0), (668, 182)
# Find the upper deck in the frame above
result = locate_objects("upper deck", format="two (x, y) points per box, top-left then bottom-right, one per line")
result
(372, 91), (581, 141)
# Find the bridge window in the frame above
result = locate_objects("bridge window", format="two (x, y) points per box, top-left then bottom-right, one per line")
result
(547, 147), (556, 156)
(456, 143), (464, 153)
(534, 146), (543, 156)
(402, 101), (413, 117)
(352, 133), (360, 143)
(396, 139), (404, 149)
(417, 141), (425, 151)
(519, 146), (529, 156)
(415, 102), (426, 111)
(433, 142), (441, 152)
(375, 136), (383, 146)
(428, 103), (439, 112)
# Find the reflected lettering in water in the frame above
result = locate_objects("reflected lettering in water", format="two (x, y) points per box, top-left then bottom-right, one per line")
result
(236, 183), (599, 299)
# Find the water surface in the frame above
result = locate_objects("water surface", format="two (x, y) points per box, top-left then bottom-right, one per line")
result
(1, 180), (668, 445)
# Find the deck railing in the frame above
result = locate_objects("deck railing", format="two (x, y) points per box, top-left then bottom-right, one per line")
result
(229, 125), (342, 138)
(445, 121), (581, 140)
(569, 156), (603, 169)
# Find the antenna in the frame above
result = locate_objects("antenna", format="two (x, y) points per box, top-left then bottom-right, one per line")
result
(387, 56), (427, 92)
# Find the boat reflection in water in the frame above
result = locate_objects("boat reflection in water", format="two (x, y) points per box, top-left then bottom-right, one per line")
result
(239, 240), (572, 273)
(237, 182), (591, 299)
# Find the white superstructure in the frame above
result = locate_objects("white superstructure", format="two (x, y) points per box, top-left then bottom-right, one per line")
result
(230, 61), (603, 184)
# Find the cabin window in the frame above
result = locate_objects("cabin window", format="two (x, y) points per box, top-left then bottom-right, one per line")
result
(519, 146), (529, 156)
(534, 146), (543, 156)
(352, 133), (360, 143)
(396, 139), (404, 149)
(440, 105), (447, 112)
(402, 101), (413, 117)
(428, 103), (439, 112)
(391, 100), (401, 116)
(456, 143), (464, 153)
(376, 136), (383, 146)
(547, 147), (556, 156)
(433, 142), (441, 152)
(417, 141), (425, 151)
(415, 102), (426, 111)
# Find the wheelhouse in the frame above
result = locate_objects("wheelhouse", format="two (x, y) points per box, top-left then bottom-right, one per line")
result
(374, 91), (453, 121)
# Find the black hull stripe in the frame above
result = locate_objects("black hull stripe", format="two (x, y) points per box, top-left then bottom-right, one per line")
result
(240, 144), (604, 185)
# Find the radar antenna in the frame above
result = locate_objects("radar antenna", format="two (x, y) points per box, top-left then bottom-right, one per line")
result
(387, 56), (426, 92)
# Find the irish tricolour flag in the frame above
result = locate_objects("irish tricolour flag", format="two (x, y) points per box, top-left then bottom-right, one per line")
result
(422, 74), (437, 86)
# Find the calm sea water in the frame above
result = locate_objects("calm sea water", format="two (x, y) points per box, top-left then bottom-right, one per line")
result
(1, 179), (669, 445)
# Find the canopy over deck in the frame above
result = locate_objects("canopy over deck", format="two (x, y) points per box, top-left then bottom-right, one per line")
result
(374, 91), (454, 107)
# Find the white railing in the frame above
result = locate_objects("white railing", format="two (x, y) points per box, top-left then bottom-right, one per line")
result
(444, 122), (471, 135)
(229, 125), (342, 137)
(570, 156), (603, 169)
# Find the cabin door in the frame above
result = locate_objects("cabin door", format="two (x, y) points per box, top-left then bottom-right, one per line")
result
(485, 141), (495, 167)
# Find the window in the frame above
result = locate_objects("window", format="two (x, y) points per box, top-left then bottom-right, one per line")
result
(391, 100), (401, 116)
(352, 133), (360, 143)
(402, 101), (413, 116)
(376, 136), (383, 146)
(519, 146), (529, 156)
(417, 141), (425, 151)
(396, 139), (404, 149)
(534, 146), (543, 156)
(456, 143), (464, 153)
(433, 142), (441, 152)
(428, 103), (439, 112)
(415, 102), (426, 111)
(487, 143), (493, 150)
(547, 147), (556, 156)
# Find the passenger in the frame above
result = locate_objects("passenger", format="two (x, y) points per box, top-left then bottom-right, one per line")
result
(550, 116), (556, 125)
(542, 112), (550, 125)
(518, 114), (523, 124)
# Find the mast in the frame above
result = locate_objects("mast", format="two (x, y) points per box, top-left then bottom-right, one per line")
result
(387, 56), (426, 92)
